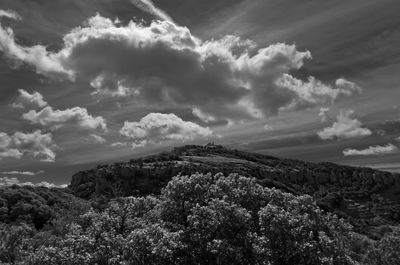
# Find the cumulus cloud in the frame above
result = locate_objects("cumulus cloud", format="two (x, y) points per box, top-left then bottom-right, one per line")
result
(130, 0), (174, 22)
(0, 9), (21, 20)
(120, 113), (213, 146)
(22, 106), (107, 131)
(12, 89), (48, 109)
(0, 130), (57, 162)
(0, 177), (67, 188)
(0, 170), (44, 176)
(317, 110), (372, 140)
(277, 75), (361, 110)
(343, 143), (398, 156)
(0, 12), (361, 122)
(0, 15), (72, 79)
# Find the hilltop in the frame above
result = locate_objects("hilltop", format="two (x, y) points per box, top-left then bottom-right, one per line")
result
(69, 144), (400, 239)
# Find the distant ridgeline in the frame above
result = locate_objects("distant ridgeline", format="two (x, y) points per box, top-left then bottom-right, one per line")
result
(69, 144), (400, 238)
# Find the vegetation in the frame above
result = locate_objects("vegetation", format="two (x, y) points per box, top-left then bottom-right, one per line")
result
(1, 145), (400, 264)
(1, 173), (399, 264)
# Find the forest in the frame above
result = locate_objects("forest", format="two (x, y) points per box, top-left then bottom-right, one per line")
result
(1, 172), (400, 264)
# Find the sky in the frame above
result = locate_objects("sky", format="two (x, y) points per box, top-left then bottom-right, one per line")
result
(1, 0), (400, 186)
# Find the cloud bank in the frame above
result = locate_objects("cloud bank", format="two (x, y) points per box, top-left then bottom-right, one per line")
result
(0, 12), (361, 124)
(0, 177), (67, 188)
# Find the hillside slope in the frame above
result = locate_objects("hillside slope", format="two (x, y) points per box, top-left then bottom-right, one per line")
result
(69, 144), (400, 238)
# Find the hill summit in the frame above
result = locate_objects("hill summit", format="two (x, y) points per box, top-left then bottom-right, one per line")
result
(69, 144), (400, 238)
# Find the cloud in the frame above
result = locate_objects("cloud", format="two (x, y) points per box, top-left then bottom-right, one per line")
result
(263, 124), (273, 131)
(130, 0), (174, 22)
(343, 143), (398, 156)
(12, 130), (57, 162)
(317, 110), (372, 140)
(0, 149), (22, 160)
(0, 130), (57, 162)
(22, 106), (107, 131)
(318, 107), (330, 122)
(120, 113), (213, 146)
(0, 132), (11, 149)
(0, 13), (360, 123)
(89, 134), (106, 144)
(0, 9), (21, 20)
(0, 177), (67, 188)
(276, 75), (361, 110)
(0, 16), (72, 79)
(111, 142), (129, 147)
(0, 170), (44, 176)
(90, 74), (140, 97)
(12, 89), (48, 109)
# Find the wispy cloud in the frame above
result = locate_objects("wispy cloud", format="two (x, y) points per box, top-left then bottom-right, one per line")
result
(343, 143), (398, 156)
(0, 170), (44, 176)
(0, 9), (21, 20)
(130, 0), (174, 22)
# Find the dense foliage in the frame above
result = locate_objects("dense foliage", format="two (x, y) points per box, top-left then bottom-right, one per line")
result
(1, 173), (399, 264)
(0, 186), (88, 229)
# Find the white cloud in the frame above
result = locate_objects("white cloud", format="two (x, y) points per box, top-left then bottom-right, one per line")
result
(130, 0), (174, 22)
(0, 13), (360, 122)
(0, 9), (21, 20)
(343, 144), (398, 156)
(276, 75), (361, 110)
(12, 130), (57, 162)
(335, 78), (362, 95)
(318, 107), (330, 122)
(22, 106), (107, 131)
(120, 113), (213, 146)
(0, 17), (72, 79)
(317, 110), (372, 140)
(111, 142), (129, 147)
(0, 132), (11, 149)
(89, 134), (106, 144)
(263, 124), (273, 131)
(0, 149), (22, 160)
(90, 74), (139, 97)
(12, 89), (48, 109)
(0, 177), (67, 188)
(0, 170), (44, 176)
(0, 130), (57, 162)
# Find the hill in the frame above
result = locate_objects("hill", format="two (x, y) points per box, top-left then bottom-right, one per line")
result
(69, 144), (400, 239)
(2, 144), (400, 264)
